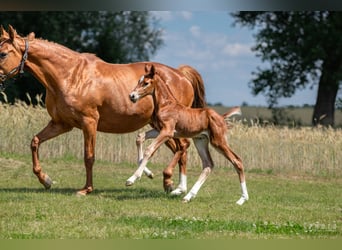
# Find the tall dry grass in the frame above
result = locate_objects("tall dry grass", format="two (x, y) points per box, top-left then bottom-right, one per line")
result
(0, 102), (341, 177)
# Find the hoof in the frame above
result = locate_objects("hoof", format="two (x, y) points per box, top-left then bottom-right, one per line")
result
(236, 196), (249, 206)
(182, 198), (191, 203)
(43, 174), (53, 189)
(76, 187), (93, 196)
(126, 176), (138, 186)
(170, 187), (186, 196)
(125, 181), (134, 186)
(164, 184), (174, 194)
(146, 172), (154, 179)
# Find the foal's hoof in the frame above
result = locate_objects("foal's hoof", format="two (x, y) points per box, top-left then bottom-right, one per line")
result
(236, 196), (249, 206)
(182, 197), (191, 203)
(170, 187), (186, 196)
(146, 172), (154, 179)
(125, 180), (134, 186)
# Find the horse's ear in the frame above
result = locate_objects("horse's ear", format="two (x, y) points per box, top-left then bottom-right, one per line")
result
(0, 25), (8, 38)
(8, 25), (17, 41)
(28, 32), (35, 40)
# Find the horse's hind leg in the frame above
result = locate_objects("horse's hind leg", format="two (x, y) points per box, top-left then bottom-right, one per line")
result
(183, 135), (213, 203)
(211, 139), (249, 205)
(31, 120), (72, 189)
(164, 138), (189, 195)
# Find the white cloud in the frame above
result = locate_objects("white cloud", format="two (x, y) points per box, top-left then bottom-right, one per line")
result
(189, 25), (201, 37)
(180, 11), (193, 20)
(150, 11), (193, 22)
(223, 43), (253, 57)
(150, 11), (173, 22)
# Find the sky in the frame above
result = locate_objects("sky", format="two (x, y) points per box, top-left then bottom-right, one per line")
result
(150, 11), (318, 107)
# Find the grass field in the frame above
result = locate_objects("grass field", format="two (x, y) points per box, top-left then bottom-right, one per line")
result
(0, 102), (341, 239)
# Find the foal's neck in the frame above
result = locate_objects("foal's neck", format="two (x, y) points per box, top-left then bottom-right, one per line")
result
(152, 75), (179, 109)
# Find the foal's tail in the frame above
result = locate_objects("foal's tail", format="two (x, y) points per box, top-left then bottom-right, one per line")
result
(223, 106), (242, 128)
(178, 65), (207, 108)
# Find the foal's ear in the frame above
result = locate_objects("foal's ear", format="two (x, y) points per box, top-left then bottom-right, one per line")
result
(144, 64), (155, 77)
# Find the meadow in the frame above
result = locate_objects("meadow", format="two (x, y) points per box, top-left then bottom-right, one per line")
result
(0, 102), (341, 239)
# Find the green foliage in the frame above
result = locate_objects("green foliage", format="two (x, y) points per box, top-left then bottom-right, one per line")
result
(0, 11), (163, 104)
(232, 12), (342, 126)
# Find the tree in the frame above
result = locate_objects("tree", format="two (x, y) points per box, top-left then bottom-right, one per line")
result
(0, 11), (163, 104)
(232, 11), (342, 126)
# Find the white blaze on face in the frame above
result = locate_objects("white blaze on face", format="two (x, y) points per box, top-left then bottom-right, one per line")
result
(139, 75), (145, 84)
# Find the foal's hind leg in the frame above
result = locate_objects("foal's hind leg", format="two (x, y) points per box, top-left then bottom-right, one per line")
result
(183, 135), (213, 203)
(211, 138), (249, 205)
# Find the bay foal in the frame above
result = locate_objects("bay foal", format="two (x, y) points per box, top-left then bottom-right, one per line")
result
(128, 64), (249, 205)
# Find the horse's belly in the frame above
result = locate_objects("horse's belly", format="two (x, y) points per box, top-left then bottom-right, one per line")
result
(97, 115), (151, 133)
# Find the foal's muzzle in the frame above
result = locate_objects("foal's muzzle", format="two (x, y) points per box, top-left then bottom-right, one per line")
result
(129, 92), (139, 103)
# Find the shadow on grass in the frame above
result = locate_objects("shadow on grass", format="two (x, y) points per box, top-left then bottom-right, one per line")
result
(0, 186), (176, 200)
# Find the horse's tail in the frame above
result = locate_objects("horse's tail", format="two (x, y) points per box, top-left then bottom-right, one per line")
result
(222, 106), (242, 128)
(178, 64), (207, 108)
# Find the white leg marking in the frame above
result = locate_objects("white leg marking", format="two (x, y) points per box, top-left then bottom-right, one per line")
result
(182, 167), (211, 203)
(170, 173), (187, 196)
(236, 181), (249, 205)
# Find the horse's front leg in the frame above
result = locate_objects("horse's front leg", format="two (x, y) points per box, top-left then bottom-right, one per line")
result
(165, 138), (190, 195)
(126, 131), (171, 186)
(77, 117), (98, 196)
(31, 120), (72, 189)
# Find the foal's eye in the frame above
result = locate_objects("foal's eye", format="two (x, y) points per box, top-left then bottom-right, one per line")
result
(143, 81), (149, 87)
(0, 52), (7, 59)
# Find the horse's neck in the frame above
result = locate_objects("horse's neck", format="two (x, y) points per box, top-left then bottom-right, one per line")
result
(24, 38), (80, 92)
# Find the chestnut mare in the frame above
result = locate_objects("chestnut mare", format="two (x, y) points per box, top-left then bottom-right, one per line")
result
(0, 25), (206, 195)
(128, 64), (249, 204)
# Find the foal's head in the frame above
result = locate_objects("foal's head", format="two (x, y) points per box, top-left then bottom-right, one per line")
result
(129, 64), (159, 103)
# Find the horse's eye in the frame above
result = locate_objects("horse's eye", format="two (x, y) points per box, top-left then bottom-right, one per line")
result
(143, 81), (149, 87)
(0, 52), (7, 59)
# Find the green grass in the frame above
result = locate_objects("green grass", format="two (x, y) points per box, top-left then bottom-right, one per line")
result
(0, 102), (341, 239)
(0, 154), (340, 239)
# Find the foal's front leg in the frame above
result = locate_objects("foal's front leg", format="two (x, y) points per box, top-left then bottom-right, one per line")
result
(135, 129), (160, 179)
(126, 130), (171, 186)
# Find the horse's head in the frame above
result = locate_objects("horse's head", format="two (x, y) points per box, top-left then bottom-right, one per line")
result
(129, 64), (158, 103)
(0, 25), (33, 90)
